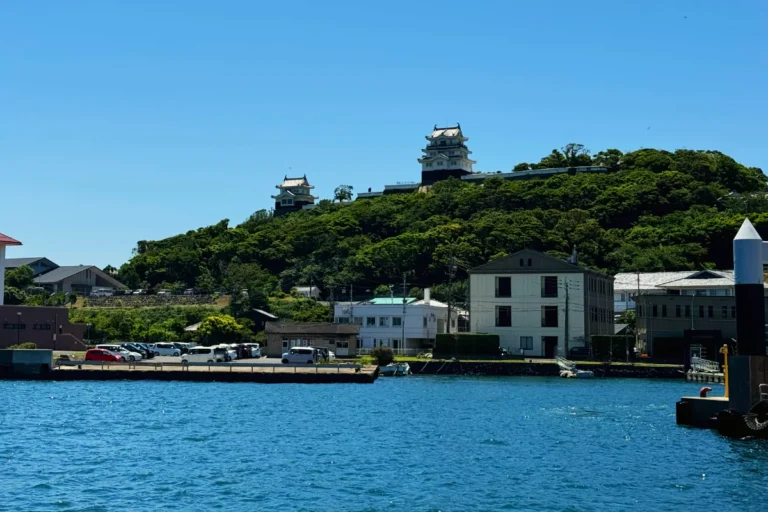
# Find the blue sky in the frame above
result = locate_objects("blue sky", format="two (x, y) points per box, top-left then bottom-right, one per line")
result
(1, 0), (766, 268)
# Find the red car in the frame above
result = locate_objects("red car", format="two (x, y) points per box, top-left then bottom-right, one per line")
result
(85, 349), (124, 362)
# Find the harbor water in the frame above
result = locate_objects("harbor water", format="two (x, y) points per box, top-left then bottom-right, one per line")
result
(1, 377), (767, 511)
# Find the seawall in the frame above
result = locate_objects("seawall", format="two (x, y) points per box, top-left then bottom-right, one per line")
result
(407, 361), (684, 379)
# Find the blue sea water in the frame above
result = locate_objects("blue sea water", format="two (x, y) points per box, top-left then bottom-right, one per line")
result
(0, 376), (766, 511)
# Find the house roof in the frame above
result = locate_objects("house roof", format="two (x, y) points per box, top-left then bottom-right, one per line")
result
(184, 322), (201, 332)
(0, 233), (21, 246)
(278, 176), (313, 188)
(411, 299), (449, 308)
(367, 298), (417, 305)
(265, 322), (360, 335)
(613, 271), (697, 292)
(34, 265), (125, 288)
(428, 125), (463, 138)
(4, 257), (54, 268)
(470, 249), (612, 279)
(613, 270), (745, 291)
(253, 309), (278, 320)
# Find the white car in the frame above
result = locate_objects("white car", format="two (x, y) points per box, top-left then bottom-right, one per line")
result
(96, 344), (142, 362)
(151, 343), (181, 357)
(245, 343), (262, 358)
(281, 347), (320, 364)
(182, 346), (226, 364)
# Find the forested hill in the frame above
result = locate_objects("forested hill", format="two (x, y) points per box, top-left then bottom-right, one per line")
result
(117, 147), (767, 300)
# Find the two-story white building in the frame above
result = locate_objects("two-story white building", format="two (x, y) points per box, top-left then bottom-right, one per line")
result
(469, 249), (614, 358)
(333, 290), (459, 355)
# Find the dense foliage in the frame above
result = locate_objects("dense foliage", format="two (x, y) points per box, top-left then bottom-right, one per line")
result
(117, 147), (765, 311)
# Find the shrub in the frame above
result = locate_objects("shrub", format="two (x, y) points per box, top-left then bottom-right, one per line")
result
(8, 342), (37, 350)
(358, 355), (374, 366)
(370, 346), (394, 365)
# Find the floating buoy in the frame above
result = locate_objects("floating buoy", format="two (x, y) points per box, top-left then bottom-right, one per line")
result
(700, 387), (713, 397)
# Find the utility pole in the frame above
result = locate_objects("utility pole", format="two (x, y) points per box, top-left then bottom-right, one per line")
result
(635, 270), (640, 356)
(348, 284), (354, 324)
(447, 256), (456, 334)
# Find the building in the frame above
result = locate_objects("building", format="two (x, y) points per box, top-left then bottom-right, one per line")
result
(418, 125), (476, 185)
(271, 175), (317, 216)
(634, 269), (768, 355)
(461, 166), (607, 184)
(0, 231), (23, 306)
(332, 290), (459, 355)
(0, 305), (87, 350)
(295, 286), (321, 300)
(33, 265), (125, 295)
(614, 269), (738, 313)
(264, 322), (360, 358)
(4, 257), (58, 277)
(468, 248), (614, 358)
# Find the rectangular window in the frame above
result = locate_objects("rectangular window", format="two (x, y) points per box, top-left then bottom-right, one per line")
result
(732, 306), (736, 318)
(699, 305), (704, 318)
(708, 306), (713, 318)
(495, 306), (512, 327)
(541, 276), (558, 298)
(379, 317), (389, 327)
(366, 317), (376, 327)
(353, 317), (363, 325)
(392, 317), (402, 327)
(661, 305), (667, 318)
(637, 305), (643, 317)
(675, 305), (681, 318)
(684, 305), (691, 318)
(722, 306), (728, 319)
(541, 306), (558, 327)
(620, 293), (626, 302)
(520, 336), (533, 350)
(652, 305), (658, 318)
(423, 317), (428, 328)
(495, 277), (511, 298)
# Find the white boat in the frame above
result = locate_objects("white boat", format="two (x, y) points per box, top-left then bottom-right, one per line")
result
(556, 357), (593, 379)
(380, 362), (411, 376)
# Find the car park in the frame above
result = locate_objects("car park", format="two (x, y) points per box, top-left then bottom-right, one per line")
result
(172, 342), (190, 355)
(85, 349), (124, 362)
(97, 344), (142, 362)
(244, 343), (262, 358)
(281, 347), (320, 364)
(133, 342), (155, 358)
(182, 346), (225, 364)
(150, 343), (181, 357)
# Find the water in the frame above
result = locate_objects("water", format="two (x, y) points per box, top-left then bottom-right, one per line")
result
(1, 377), (766, 512)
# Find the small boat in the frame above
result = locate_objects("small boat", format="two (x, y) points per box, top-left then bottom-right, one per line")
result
(557, 357), (594, 379)
(379, 362), (411, 376)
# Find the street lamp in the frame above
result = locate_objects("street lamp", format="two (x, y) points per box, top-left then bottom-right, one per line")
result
(16, 312), (22, 344)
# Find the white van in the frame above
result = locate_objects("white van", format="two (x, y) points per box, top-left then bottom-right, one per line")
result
(281, 347), (319, 364)
(182, 346), (225, 364)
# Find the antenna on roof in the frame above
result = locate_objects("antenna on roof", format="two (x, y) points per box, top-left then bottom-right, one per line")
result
(433, 124), (437, 130)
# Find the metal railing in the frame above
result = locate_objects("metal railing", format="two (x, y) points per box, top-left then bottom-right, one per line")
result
(55, 359), (363, 373)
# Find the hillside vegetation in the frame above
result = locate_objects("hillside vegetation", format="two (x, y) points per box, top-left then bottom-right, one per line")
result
(117, 147), (766, 307)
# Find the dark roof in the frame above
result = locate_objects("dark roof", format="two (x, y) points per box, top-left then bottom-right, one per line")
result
(4, 257), (52, 268)
(469, 249), (613, 279)
(34, 265), (125, 288)
(265, 322), (359, 335)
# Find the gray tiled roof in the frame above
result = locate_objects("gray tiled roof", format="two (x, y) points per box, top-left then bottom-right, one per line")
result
(5, 257), (49, 268)
(613, 271), (699, 291)
(265, 322), (359, 335)
(34, 266), (94, 283)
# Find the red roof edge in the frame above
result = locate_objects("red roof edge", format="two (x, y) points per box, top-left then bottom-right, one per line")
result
(0, 232), (22, 246)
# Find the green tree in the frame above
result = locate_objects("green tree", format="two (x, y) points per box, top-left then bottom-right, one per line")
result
(374, 284), (391, 297)
(513, 162), (531, 172)
(334, 184), (354, 202)
(197, 315), (246, 345)
(5, 265), (34, 289)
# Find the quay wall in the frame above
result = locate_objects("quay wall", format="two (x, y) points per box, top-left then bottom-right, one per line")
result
(407, 361), (684, 379)
(1, 368), (378, 384)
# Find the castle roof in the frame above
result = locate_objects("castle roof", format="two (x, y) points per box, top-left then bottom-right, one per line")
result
(278, 175), (313, 188)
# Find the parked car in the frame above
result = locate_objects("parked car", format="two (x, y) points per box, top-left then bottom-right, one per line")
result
(122, 343), (149, 358)
(171, 342), (190, 355)
(182, 346), (225, 364)
(157, 289), (172, 296)
(85, 349), (124, 362)
(97, 344), (142, 362)
(244, 343), (262, 358)
(281, 347), (320, 364)
(133, 342), (154, 359)
(150, 343), (181, 357)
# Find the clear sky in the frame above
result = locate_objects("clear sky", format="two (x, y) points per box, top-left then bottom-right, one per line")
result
(1, 0), (766, 268)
